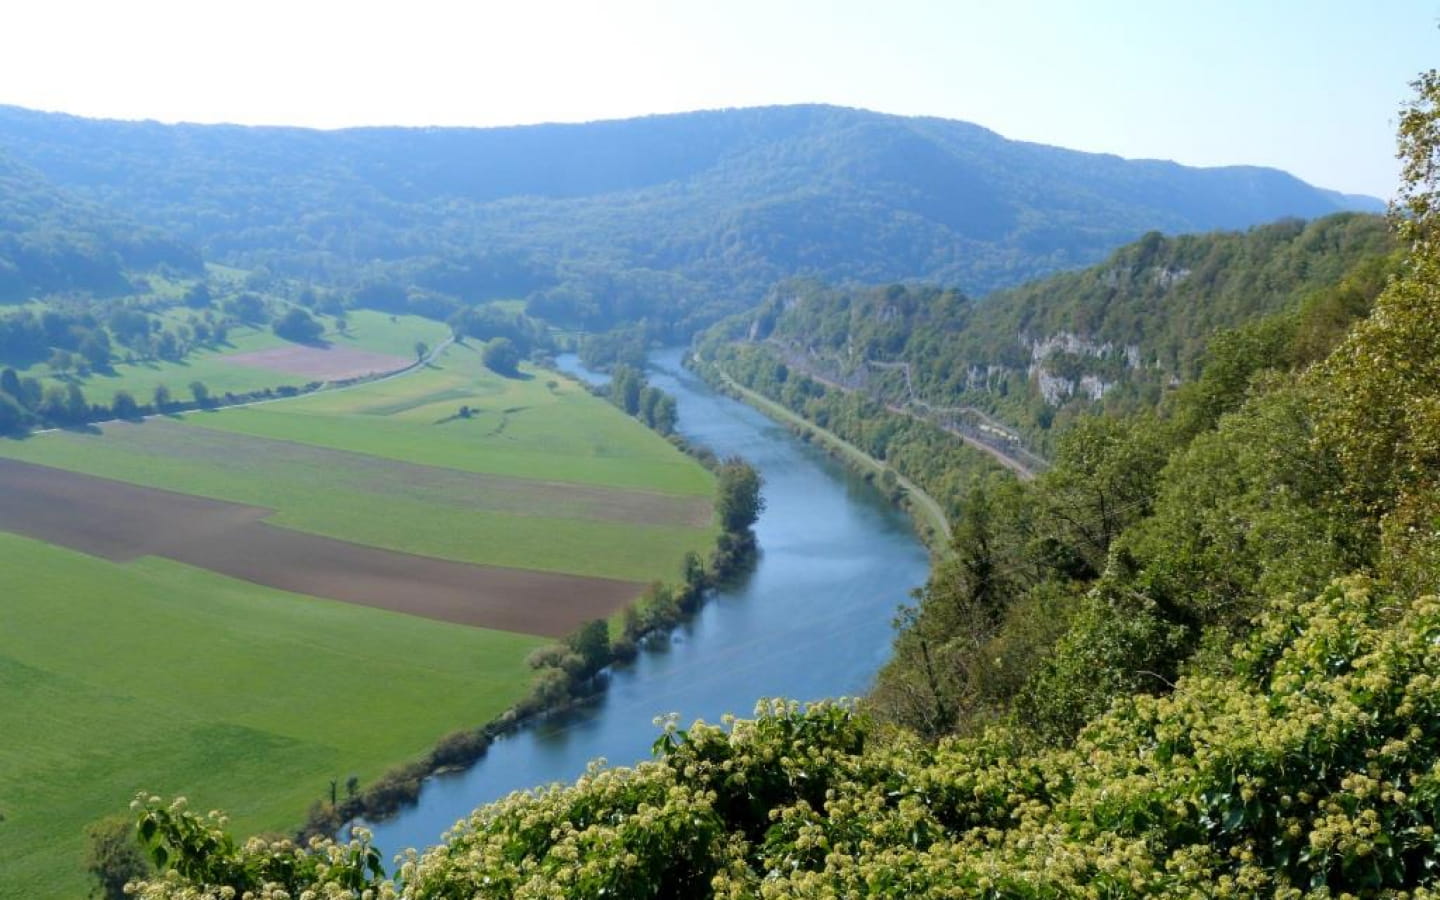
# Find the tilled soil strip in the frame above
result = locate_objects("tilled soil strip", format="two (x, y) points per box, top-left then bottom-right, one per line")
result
(0, 458), (641, 638)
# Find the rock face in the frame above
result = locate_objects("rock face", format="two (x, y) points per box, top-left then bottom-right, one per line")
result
(1024, 332), (1140, 405)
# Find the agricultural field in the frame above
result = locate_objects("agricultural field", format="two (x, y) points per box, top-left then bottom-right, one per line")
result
(25, 309), (446, 402)
(0, 337), (715, 897)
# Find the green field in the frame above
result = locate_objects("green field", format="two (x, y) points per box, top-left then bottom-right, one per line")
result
(0, 344), (715, 581)
(26, 310), (447, 401)
(0, 333), (716, 898)
(191, 344), (712, 495)
(0, 534), (545, 899)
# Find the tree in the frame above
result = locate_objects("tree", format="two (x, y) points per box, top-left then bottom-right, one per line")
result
(0, 391), (23, 435)
(183, 282), (213, 309)
(566, 619), (612, 678)
(79, 330), (113, 370)
(272, 308), (324, 344)
(0, 367), (20, 400)
(414, 341), (429, 362)
(112, 390), (140, 420)
(611, 364), (642, 415)
(153, 384), (172, 412)
(715, 457), (765, 533)
(84, 817), (149, 900)
(65, 383), (88, 422)
(482, 337), (521, 376)
(653, 393), (678, 435)
(189, 381), (210, 407)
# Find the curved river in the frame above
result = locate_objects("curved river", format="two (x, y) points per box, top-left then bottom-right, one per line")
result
(364, 347), (931, 856)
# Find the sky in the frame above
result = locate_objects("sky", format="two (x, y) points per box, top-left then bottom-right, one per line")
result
(0, 0), (1435, 198)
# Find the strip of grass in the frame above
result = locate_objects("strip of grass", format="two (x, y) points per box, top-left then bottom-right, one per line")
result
(0, 533), (545, 900)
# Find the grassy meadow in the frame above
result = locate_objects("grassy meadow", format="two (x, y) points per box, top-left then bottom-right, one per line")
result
(0, 333), (716, 897)
(0, 533), (546, 899)
(191, 342), (713, 495)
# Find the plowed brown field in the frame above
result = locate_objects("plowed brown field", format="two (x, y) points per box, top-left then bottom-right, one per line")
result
(222, 345), (410, 380)
(0, 458), (642, 637)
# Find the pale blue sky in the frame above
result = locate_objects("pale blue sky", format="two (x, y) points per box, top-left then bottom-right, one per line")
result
(1, 0), (1435, 197)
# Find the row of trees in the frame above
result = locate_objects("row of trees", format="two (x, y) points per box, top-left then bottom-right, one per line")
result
(0, 367), (219, 433)
(607, 364), (678, 435)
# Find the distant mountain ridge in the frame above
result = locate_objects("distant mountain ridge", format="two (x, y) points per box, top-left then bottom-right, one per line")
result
(0, 103), (1381, 327)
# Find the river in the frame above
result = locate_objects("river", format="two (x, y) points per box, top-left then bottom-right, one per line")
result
(363, 346), (932, 856)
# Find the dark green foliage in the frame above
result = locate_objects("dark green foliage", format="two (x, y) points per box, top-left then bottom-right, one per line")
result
(0, 390), (23, 434)
(182, 282), (211, 308)
(566, 620), (612, 679)
(714, 457), (764, 533)
(0, 152), (200, 303)
(111, 390), (140, 420)
(84, 816), (149, 900)
(481, 337), (521, 375)
(449, 304), (546, 353)
(0, 105), (1376, 335)
(271, 308), (323, 344)
(223, 293), (266, 324)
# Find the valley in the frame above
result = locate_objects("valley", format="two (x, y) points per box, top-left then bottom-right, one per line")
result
(0, 19), (1435, 895)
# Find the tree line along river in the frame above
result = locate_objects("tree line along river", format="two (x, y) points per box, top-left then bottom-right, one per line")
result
(362, 346), (932, 857)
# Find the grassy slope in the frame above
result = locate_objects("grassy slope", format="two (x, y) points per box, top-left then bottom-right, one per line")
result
(0, 534), (545, 900)
(31, 310), (447, 401)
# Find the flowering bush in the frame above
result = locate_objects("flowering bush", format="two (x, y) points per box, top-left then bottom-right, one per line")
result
(128, 575), (1440, 898)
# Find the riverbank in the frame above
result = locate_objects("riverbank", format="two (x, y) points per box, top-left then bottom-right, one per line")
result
(320, 360), (752, 840)
(362, 347), (932, 857)
(695, 357), (953, 554)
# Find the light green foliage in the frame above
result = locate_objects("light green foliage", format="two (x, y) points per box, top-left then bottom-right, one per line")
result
(0, 534), (543, 899)
(714, 457), (765, 533)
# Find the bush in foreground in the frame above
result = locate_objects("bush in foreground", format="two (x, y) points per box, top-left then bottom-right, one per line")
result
(126, 574), (1440, 898)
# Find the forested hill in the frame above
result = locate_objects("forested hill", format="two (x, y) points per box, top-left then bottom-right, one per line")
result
(0, 103), (1379, 330)
(703, 212), (1395, 448)
(0, 152), (202, 301)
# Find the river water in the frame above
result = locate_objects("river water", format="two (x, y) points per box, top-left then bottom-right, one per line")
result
(363, 347), (931, 855)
